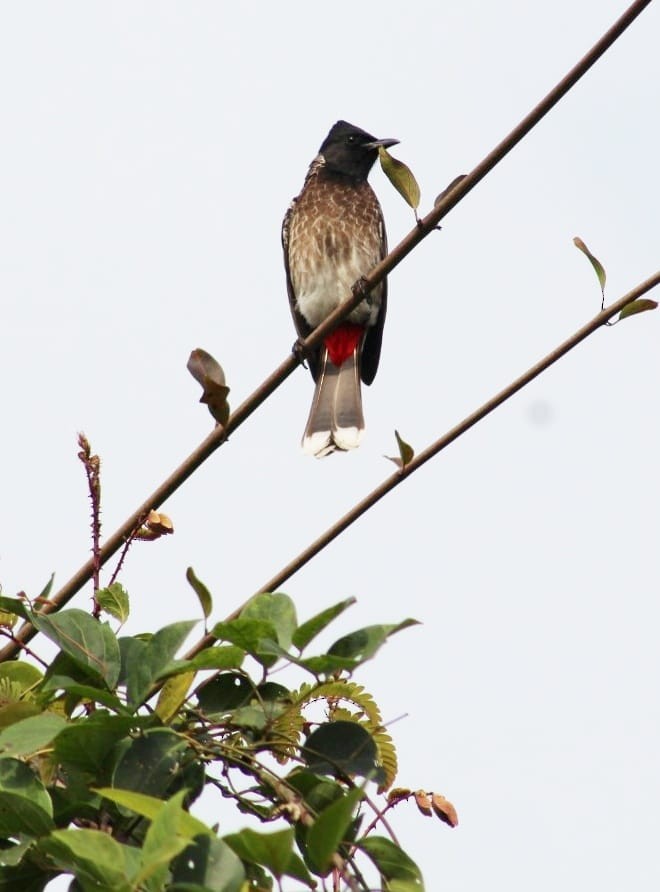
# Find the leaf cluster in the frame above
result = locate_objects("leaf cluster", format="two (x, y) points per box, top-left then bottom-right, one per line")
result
(0, 588), (436, 891)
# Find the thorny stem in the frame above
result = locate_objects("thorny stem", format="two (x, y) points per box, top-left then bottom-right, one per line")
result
(77, 434), (102, 615)
(0, 0), (653, 661)
(107, 511), (151, 588)
(0, 629), (48, 669)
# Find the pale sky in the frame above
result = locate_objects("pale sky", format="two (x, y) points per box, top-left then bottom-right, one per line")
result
(1, 2), (659, 890)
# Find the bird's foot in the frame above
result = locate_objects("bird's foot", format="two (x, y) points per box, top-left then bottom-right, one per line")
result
(292, 339), (309, 369)
(352, 276), (370, 300)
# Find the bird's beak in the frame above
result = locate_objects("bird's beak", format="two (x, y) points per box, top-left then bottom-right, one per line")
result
(365, 137), (400, 150)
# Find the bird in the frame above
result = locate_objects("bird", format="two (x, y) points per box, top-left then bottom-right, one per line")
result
(282, 120), (398, 457)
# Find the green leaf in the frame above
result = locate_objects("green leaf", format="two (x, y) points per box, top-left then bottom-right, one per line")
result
(298, 654), (361, 676)
(196, 672), (254, 714)
(386, 430), (415, 470)
(30, 609), (121, 688)
(0, 837), (33, 867)
(38, 828), (140, 890)
(170, 835), (245, 892)
(0, 713), (67, 757)
(132, 791), (193, 889)
(303, 721), (385, 785)
(618, 298), (658, 321)
(0, 703), (43, 731)
(35, 574), (55, 604)
(228, 705), (268, 731)
(328, 619), (419, 663)
(95, 787), (211, 840)
(306, 786), (363, 874)
(111, 728), (199, 806)
(0, 860), (51, 891)
(0, 757), (54, 837)
(53, 713), (148, 775)
(162, 645), (245, 677)
(378, 146), (421, 211)
(186, 567), (213, 620)
(573, 236), (606, 293)
(210, 618), (279, 668)
(40, 675), (128, 714)
(0, 597), (31, 623)
(240, 593), (298, 651)
(292, 598), (356, 651)
(96, 583), (130, 624)
(0, 661), (43, 692)
(120, 620), (198, 709)
(358, 836), (425, 891)
(223, 827), (297, 880)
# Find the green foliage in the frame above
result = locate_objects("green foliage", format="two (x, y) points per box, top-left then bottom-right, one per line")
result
(0, 584), (441, 890)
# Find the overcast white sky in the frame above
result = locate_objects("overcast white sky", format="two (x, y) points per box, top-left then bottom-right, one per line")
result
(1, 2), (659, 890)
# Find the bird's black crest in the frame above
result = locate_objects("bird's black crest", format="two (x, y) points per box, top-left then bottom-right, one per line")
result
(318, 120), (381, 181)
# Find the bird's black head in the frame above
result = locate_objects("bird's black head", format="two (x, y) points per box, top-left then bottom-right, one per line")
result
(319, 120), (399, 181)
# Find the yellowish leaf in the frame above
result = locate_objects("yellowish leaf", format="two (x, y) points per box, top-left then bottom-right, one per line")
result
(618, 298), (658, 321)
(378, 146), (421, 211)
(155, 671), (195, 724)
(573, 236), (606, 293)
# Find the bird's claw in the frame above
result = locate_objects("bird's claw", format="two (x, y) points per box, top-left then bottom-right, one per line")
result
(292, 339), (309, 369)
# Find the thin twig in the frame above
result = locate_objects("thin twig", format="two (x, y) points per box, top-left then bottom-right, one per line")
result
(0, 0), (651, 662)
(106, 511), (151, 587)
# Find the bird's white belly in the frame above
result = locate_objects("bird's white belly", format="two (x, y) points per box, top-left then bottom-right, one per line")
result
(294, 246), (381, 329)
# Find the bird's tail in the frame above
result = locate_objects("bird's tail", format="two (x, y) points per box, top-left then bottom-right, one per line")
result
(302, 348), (364, 457)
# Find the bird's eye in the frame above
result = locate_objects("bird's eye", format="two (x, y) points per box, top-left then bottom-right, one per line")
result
(346, 134), (357, 145)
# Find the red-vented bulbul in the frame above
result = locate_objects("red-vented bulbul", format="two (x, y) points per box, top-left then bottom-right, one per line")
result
(282, 120), (397, 457)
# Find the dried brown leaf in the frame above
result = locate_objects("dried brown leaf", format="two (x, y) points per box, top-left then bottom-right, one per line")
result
(432, 792), (458, 828)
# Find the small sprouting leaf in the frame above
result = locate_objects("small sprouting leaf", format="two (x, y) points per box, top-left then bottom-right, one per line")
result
(386, 429), (415, 470)
(618, 298), (658, 321)
(187, 348), (231, 426)
(134, 510), (174, 541)
(387, 787), (411, 805)
(434, 173), (467, 206)
(378, 147), (421, 211)
(96, 582), (130, 623)
(573, 236), (606, 294)
(414, 790), (432, 817)
(431, 792), (459, 827)
(186, 566), (213, 619)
